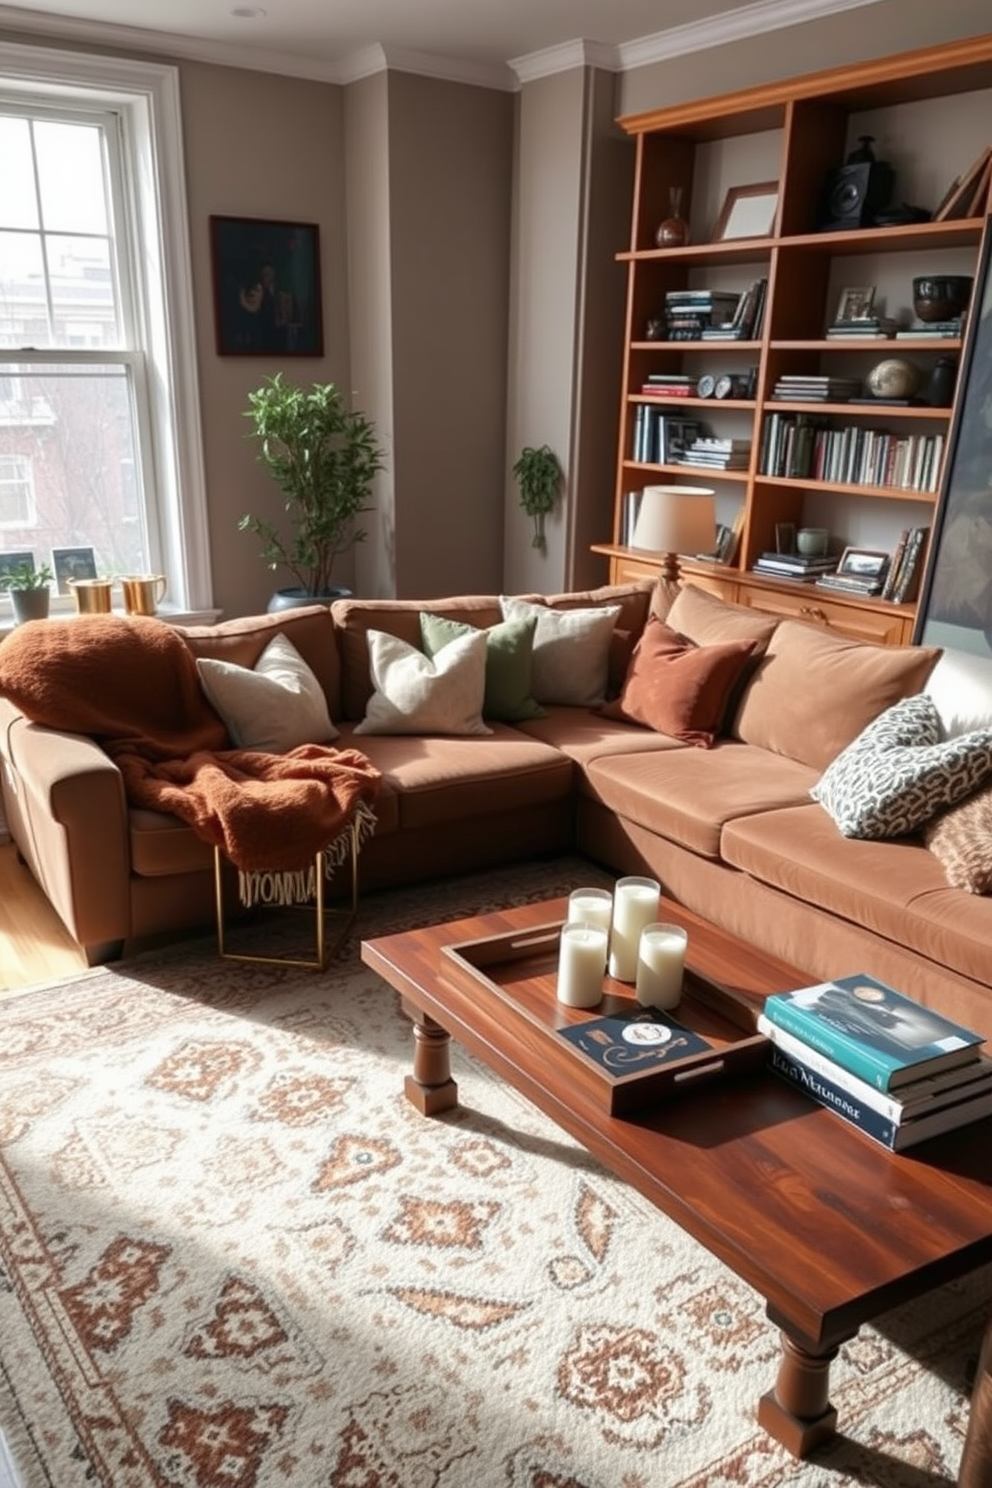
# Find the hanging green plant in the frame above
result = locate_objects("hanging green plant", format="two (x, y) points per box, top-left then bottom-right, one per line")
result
(512, 444), (563, 553)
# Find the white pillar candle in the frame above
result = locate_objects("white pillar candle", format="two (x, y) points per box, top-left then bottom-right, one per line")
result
(608, 876), (661, 982)
(635, 922), (688, 1010)
(556, 922), (607, 1008)
(567, 888), (613, 964)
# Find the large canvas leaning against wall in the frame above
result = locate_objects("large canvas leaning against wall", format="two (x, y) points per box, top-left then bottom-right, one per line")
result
(915, 220), (992, 658)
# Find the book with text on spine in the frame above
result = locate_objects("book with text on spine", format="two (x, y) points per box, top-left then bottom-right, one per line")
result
(758, 1013), (992, 1123)
(761, 974), (984, 1091)
(767, 1045), (992, 1150)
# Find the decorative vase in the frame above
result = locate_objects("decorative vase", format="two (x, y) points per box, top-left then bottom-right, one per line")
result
(655, 187), (690, 248)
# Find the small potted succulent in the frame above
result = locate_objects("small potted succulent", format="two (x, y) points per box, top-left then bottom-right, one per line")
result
(0, 562), (54, 624)
(512, 444), (564, 553)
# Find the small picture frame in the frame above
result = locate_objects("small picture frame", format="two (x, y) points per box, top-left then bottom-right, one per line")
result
(52, 546), (97, 595)
(834, 285), (876, 323)
(775, 521), (796, 555)
(712, 182), (779, 242)
(836, 546), (889, 578)
(0, 550), (35, 585)
(209, 215), (324, 356)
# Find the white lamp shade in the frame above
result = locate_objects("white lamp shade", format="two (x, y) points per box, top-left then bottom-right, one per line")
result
(631, 485), (716, 555)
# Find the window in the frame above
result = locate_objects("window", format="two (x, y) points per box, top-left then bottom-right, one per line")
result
(0, 45), (211, 614)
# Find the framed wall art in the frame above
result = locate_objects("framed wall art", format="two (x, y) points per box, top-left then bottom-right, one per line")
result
(209, 216), (324, 357)
(914, 218), (992, 659)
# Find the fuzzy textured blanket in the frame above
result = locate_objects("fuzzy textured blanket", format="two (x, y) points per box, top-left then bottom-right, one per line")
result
(0, 615), (380, 874)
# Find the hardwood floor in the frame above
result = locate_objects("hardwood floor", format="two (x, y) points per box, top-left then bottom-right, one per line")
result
(0, 842), (88, 992)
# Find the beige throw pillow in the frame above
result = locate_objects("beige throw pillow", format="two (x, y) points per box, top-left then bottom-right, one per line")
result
(197, 633), (338, 753)
(354, 628), (491, 735)
(499, 596), (620, 706)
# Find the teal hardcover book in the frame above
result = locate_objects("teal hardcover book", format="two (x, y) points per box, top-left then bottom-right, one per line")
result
(762, 974), (984, 1091)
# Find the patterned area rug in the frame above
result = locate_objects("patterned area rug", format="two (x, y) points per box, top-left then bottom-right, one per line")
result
(0, 856), (989, 1488)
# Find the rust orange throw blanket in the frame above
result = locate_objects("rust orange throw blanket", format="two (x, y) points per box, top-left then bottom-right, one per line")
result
(0, 615), (380, 877)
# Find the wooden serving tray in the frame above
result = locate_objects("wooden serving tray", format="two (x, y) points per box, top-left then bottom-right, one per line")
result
(439, 919), (770, 1116)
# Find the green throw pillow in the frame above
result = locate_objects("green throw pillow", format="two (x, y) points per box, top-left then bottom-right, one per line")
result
(419, 612), (545, 722)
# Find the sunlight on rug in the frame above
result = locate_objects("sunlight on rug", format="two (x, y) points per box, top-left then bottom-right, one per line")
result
(0, 855), (988, 1488)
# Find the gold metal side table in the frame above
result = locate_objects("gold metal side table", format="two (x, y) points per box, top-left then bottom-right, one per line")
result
(214, 821), (359, 970)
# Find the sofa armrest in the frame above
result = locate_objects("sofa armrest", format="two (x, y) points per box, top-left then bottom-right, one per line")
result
(0, 700), (130, 951)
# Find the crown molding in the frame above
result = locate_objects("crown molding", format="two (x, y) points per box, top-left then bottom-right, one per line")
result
(617, 0), (886, 71)
(0, 0), (888, 91)
(509, 39), (619, 86)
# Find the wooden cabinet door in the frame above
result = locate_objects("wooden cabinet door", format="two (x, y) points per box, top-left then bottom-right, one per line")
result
(735, 581), (912, 645)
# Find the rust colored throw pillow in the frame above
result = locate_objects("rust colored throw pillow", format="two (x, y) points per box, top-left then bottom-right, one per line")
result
(600, 616), (758, 747)
(924, 781), (992, 893)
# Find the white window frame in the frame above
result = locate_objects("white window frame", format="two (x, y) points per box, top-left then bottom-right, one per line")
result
(0, 453), (35, 528)
(0, 43), (212, 613)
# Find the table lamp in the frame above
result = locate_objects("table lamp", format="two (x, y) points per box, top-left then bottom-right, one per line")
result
(631, 484), (717, 582)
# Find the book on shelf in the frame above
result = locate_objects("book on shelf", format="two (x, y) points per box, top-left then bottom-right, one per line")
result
(895, 319), (963, 339)
(753, 566), (831, 583)
(758, 1014), (992, 1124)
(814, 572), (884, 596)
(826, 316), (897, 339)
(558, 1008), (711, 1075)
(766, 1044), (992, 1150)
(879, 528), (910, 601)
(934, 144), (992, 221)
(761, 973), (985, 1091)
(640, 384), (694, 397)
(754, 552), (837, 574)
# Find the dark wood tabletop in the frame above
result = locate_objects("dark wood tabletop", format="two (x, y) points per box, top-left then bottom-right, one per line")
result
(362, 893), (992, 1456)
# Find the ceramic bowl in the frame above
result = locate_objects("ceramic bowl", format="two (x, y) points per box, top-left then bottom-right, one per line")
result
(912, 275), (973, 323)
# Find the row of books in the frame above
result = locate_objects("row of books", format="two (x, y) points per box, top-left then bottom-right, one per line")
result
(759, 412), (944, 492)
(879, 524), (930, 603)
(700, 277), (768, 341)
(630, 409), (702, 465)
(759, 972), (992, 1151)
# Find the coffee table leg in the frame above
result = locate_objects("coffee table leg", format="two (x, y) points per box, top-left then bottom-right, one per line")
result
(402, 1003), (458, 1115)
(757, 1327), (846, 1457)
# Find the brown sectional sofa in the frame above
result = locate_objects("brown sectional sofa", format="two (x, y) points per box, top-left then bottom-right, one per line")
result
(2, 580), (991, 1040)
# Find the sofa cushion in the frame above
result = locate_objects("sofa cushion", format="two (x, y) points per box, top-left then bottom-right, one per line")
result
(732, 619), (940, 770)
(354, 629), (490, 736)
(500, 596), (620, 706)
(180, 605), (342, 720)
(924, 782), (992, 893)
(722, 803), (992, 992)
(196, 634), (338, 752)
(332, 595), (503, 720)
(532, 580), (656, 695)
(810, 695), (992, 838)
(666, 584), (780, 650)
(599, 616), (758, 747)
(419, 611), (544, 722)
(924, 649), (992, 738)
(334, 721), (573, 831)
(581, 741), (817, 859)
(516, 706), (687, 765)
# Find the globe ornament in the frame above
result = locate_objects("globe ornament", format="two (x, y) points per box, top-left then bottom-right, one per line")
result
(866, 357), (920, 400)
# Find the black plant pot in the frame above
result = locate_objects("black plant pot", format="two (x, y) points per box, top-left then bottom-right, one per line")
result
(267, 587), (352, 614)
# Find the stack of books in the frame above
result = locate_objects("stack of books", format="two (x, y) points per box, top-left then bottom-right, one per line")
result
(759, 973), (992, 1150)
(815, 567), (887, 597)
(677, 436), (751, 470)
(640, 374), (696, 398)
(771, 374), (861, 403)
(752, 551), (838, 581)
(825, 316), (898, 339)
(895, 317), (964, 340)
(662, 289), (742, 340)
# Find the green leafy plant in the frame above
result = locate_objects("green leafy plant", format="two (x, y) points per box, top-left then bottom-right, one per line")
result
(0, 562), (53, 592)
(239, 374), (386, 595)
(512, 445), (563, 552)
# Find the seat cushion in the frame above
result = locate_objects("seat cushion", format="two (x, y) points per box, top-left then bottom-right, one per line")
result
(516, 706), (687, 765)
(581, 741), (817, 859)
(334, 721), (572, 831)
(722, 803), (992, 989)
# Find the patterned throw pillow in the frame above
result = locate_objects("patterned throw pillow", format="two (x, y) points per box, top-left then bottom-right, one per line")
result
(810, 694), (992, 839)
(924, 782), (992, 893)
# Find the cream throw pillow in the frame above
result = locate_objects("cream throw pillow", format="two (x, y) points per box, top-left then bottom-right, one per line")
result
(499, 596), (620, 706)
(354, 628), (491, 735)
(197, 633), (338, 752)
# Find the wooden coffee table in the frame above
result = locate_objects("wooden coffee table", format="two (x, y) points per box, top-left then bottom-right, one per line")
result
(361, 894), (992, 1460)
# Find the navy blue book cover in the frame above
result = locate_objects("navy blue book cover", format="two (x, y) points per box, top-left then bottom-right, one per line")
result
(559, 1009), (711, 1076)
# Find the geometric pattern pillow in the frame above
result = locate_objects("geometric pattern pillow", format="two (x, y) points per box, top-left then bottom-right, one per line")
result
(924, 781), (992, 893)
(810, 694), (992, 839)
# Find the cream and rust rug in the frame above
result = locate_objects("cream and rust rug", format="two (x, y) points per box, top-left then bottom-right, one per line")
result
(0, 857), (989, 1488)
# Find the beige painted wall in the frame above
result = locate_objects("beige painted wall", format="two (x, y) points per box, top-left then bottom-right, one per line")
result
(180, 62), (350, 618)
(387, 72), (513, 598)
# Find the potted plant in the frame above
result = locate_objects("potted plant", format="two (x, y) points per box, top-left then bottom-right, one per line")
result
(0, 562), (54, 624)
(239, 374), (386, 610)
(512, 444), (563, 553)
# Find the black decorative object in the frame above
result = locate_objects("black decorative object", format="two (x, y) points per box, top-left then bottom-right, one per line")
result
(819, 137), (895, 231)
(915, 219), (992, 655)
